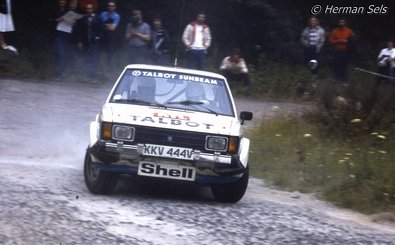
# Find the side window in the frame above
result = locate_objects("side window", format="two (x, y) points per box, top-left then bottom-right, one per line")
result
(213, 84), (232, 115)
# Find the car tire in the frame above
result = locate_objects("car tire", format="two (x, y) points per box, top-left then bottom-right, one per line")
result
(211, 165), (249, 203)
(84, 150), (118, 194)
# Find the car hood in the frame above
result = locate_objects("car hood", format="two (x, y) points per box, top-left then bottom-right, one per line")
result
(101, 103), (241, 135)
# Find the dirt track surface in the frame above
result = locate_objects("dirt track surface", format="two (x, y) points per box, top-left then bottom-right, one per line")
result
(1, 78), (395, 244)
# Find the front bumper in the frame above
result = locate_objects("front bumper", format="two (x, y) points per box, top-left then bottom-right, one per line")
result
(89, 140), (245, 178)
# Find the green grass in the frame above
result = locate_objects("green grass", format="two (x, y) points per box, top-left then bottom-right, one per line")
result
(248, 115), (395, 214)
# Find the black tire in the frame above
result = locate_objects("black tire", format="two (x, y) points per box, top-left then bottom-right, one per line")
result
(84, 150), (118, 194)
(211, 165), (249, 203)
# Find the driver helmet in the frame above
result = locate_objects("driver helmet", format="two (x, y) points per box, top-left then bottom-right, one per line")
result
(136, 77), (156, 101)
(185, 82), (205, 100)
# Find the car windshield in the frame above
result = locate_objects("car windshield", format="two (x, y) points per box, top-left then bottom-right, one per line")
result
(109, 68), (235, 116)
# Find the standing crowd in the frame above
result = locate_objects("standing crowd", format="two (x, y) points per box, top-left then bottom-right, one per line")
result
(301, 16), (395, 84)
(301, 16), (356, 82)
(51, 0), (170, 81)
(48, 1), (395, 87)
(2, 0), (394, 87)
(49, 0), (215, 82)
(51, 0), (254, 89)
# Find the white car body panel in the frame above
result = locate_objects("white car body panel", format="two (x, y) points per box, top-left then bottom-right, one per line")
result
(103, 104), (241, 135)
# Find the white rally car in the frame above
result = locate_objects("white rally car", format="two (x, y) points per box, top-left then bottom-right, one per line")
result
(84, 64), (253, 202)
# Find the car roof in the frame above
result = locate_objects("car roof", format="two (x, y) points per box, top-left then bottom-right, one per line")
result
(124, 64), (226, 80)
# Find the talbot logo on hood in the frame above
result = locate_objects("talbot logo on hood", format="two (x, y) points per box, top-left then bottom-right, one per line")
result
(167, 136), (173, 142)
(129, 115), (214, 130)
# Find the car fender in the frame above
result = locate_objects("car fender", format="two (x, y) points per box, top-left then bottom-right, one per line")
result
(90, 120), (99, 147)
(238, 137), (250, 168)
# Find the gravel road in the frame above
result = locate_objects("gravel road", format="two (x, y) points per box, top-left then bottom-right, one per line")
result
(0, 78), (394, 244)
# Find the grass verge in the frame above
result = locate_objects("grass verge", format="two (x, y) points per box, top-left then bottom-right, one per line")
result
(248, 114), (395, 214)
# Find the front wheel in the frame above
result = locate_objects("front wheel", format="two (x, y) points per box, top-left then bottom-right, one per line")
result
(84, 150), (118, 194)
(211, 166), (249, 203)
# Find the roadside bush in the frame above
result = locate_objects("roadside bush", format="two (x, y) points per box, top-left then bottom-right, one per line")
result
(247, 58), (313, 99)
(306, 70), (395, 137)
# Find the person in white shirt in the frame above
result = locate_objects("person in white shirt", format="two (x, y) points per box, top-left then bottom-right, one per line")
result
(182, 12), (211, 70)
(54, 0), (82, 78)
(0, 0), (18, 54)
(220, 48), (251, 88)
(301, 16), (325, 74)
(377, 40), (395, 83)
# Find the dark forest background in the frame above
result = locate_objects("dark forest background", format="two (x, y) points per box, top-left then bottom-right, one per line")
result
(5, 0), (395, 70)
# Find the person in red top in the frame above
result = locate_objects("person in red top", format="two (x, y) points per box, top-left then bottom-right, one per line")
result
(220, 48), (251, 88)
(329, 18), (355, 82)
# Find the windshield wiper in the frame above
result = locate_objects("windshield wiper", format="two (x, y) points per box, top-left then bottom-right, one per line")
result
(166, 100), (219, 115)
(113, 98), (166, 108)
(166, 100), (204, 105)
(197, 104), (219, 116)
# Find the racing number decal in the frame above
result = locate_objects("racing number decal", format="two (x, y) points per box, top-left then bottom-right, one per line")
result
(166, 148), (193, 159)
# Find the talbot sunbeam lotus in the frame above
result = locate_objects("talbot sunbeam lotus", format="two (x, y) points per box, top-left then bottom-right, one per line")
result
(84, 64), (253, 202)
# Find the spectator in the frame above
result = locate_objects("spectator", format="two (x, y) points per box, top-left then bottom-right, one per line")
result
(99, 0), (120, 72)
(54, 0), (83, 78)
(301, 16), (325, 74)
(49, 0), (67, 36)
(377, 40), (395, 84)
(182, 12), (211, 70)
(220, 48), (251, 88)
(0, 0), (18, 54)
(151, 16), (170, 66)
(73, 3), (100, 81)
(125, 10), (151, 64)
(329, 18), (355, 83)
(78, 0), (98, 12)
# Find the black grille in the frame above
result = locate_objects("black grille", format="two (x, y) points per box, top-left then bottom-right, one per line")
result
(134, 125), (208, 152)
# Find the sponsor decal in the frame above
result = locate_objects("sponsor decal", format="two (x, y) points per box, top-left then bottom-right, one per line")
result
(130, 115), (213, 129)
(153, 112), (190, 121)
(132, 70), (219, 85)
(131, 70), (142, 76)
(139, 71), (177, 79)
(138, 162), (195, 181)
(178, 74), (218, 85)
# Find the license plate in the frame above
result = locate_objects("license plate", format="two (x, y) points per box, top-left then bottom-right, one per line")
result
(138, 162), (196, 181)
(143, 144), (194, 160)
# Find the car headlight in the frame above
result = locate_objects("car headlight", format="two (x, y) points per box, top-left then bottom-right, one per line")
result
(205, 136), (228, 152)
(112, 125), (135, 141)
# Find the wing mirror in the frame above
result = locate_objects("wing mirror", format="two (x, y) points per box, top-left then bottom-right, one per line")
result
(239, 111), (253, 125)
